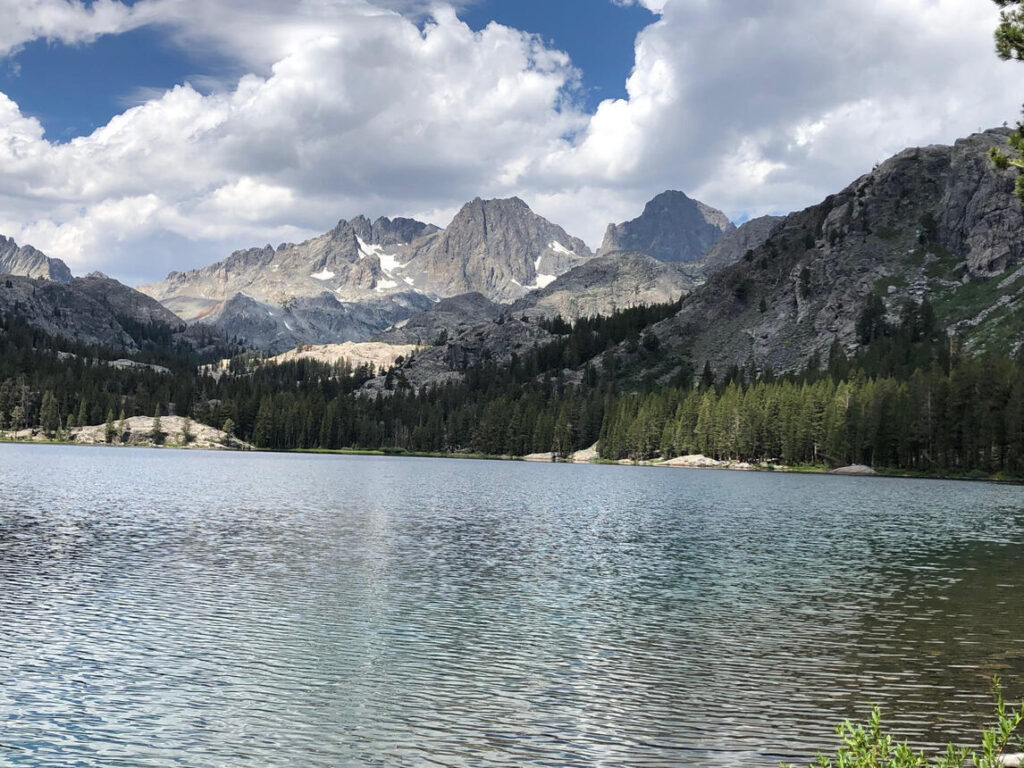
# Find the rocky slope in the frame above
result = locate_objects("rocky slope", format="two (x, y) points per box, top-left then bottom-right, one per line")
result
(198, 290), (432, 354)
(642, 129), (1024, 374)
(0, 272), (199, 352)
(0, 236), (73, 283)
(265, 341), (420, 374)
(374, 251), (695, 350)
(598, 191), (735, 264)
(699, 215), (783, 276)
(363, 316), (556, 394)
(375, 292), (501, 346)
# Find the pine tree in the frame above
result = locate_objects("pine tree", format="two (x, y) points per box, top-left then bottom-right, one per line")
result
(39, 390), (59, 436)
(990, 0), (1024, 198)
(151, 405), (163, 445)
(252, 397), (274, 448)
(105, 409), (117, 444)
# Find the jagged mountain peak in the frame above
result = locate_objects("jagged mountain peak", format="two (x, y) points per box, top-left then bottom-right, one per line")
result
(401, 195), (592, 303)
(599, 190), (736, 264)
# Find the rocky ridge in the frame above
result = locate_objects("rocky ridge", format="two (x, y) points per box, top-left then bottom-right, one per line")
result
(0, 236), (73, 284)
(0, 273), (199, 352)
(140, 197), (594, 349)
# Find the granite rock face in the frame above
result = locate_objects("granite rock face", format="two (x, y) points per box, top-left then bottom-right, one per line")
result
(347, 215), (440, 247)
(363, 316), (556, 394)
(74, 273), (186, 330)
(400, 197), (591, 302)
(0, 236), (73, 283)
(598, 191), (735, 264)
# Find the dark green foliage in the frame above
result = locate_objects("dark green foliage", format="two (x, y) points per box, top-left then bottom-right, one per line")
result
(995, 0), (1024, 61)
(3, 290), (1024, 477)
(991, 1), (1024, 198)
(856, 294), (889, 344)
(105, 409), (116, 444)
(39, 390), (59, 436)
(151, 404), (163, 444)
(787, 677), (1023, 768)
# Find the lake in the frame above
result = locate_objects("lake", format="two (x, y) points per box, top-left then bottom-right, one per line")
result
(1, 443), (1022, 767)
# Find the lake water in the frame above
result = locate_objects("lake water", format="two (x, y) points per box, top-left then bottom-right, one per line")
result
(1, 444), (1023, 767)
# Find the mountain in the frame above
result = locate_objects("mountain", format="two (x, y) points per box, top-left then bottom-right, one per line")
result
(0, 236), (73, 283)
(358, 129), (1024, 394)
(140, 198), (593, 349)
(398, 197), (591, 302)
(141, 215), (434, 313)
(641, 129), (1024, 375)
(598, 191), (735, 264)
(374, 252), (695, 349)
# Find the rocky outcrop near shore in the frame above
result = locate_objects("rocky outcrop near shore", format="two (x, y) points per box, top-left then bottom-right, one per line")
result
(658, 454), (756, 470)
(71, 416), (249, 450)
(829, 464), (877, 476)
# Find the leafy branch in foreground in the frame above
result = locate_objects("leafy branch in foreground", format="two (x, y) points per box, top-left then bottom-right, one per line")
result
(991, 0), (1024, 199)
(784, 677), (1024, 768)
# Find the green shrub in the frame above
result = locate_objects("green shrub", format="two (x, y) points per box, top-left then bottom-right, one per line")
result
(785, 678), (1023, 768)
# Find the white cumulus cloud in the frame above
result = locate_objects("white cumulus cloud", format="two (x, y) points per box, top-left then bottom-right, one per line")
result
(0, 0), (1020, 285)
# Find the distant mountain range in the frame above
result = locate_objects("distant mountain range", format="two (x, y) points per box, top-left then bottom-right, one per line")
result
(0, 186), (747, 353)
(2, 128), (1022, 381)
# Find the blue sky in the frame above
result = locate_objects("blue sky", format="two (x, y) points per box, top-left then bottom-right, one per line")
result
(0, 0), (1017, 283)
(2, 0), (654, 141)
(461, 1), (654, 112)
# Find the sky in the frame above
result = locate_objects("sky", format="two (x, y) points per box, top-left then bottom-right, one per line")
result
(0, 0), (1020, 285)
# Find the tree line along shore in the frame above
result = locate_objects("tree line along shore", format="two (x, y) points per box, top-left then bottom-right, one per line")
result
(2, 293), (1024, 480)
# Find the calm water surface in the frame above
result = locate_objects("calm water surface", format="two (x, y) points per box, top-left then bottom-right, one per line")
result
(1, 444), (1023, 766)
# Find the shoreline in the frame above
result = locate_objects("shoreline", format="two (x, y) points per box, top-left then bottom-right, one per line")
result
(2, 435), (1022, 485)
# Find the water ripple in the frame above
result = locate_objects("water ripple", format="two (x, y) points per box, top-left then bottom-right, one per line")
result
(0, 445), (1022, 766)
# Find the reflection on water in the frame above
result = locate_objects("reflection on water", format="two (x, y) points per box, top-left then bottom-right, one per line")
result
(0, 444), (1022, 767)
